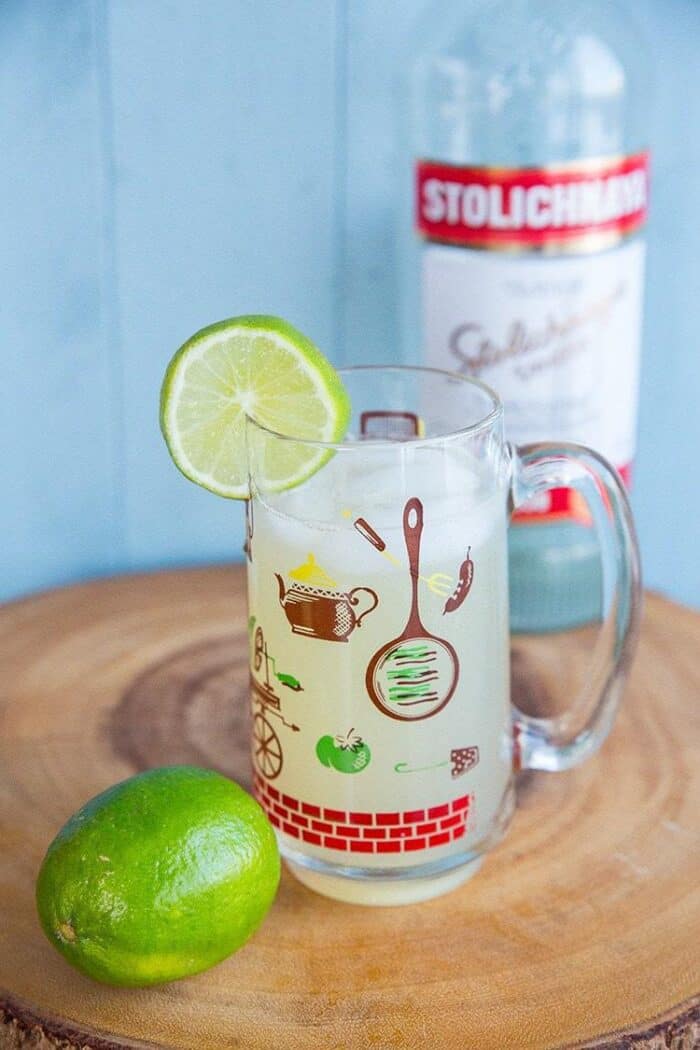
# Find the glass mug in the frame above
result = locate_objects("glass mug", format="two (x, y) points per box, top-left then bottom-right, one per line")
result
(245, 366), (640, 905)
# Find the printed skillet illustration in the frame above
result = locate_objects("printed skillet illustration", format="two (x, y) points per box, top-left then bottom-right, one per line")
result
(365, 497), (460, 721)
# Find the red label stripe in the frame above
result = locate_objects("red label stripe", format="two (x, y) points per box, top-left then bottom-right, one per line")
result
(416, 152), (649, 251)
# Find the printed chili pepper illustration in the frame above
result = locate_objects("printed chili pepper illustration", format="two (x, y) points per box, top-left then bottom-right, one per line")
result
(442, 547), (474, 615)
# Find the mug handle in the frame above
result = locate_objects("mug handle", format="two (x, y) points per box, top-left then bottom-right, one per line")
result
(510, 442), (642, 772)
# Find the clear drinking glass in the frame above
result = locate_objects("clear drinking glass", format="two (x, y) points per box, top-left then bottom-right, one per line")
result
(245, 366), (640, 905)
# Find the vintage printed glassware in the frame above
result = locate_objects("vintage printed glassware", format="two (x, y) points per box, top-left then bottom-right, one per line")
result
(245, 366), (640, 905)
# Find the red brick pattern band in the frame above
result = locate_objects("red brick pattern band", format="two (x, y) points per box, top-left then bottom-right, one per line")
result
(253, 773), (471, 855)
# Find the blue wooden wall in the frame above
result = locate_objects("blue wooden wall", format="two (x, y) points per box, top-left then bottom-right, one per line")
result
(3, 0), (700, 609)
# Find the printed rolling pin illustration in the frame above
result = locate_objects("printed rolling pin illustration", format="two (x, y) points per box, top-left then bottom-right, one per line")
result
(353, 517), (386, 552)
(275, 555), (378, 643)
(365, 497), (459, 721)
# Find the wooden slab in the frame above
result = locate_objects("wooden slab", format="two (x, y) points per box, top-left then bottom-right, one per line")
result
(0, 567), (698, 1050)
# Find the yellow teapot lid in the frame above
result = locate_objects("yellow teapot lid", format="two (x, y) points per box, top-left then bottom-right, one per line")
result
(289, 553), (337, 589)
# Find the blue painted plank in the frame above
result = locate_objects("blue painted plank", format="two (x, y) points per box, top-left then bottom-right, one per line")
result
(106, 0), (341, 571)
(338, 0), (429, 366)
(0, 1), (120, 601)
(630, 0), (700, 608)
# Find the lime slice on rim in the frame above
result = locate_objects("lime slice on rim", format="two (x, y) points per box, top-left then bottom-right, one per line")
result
(160, 315), (351, 498)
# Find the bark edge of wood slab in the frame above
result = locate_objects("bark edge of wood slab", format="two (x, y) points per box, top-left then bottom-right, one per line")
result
(2, 992), (699, 1050)
(0, 567), (698, 1050)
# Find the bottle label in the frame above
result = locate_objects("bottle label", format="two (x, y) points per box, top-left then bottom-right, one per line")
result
(416, 153), (649, 252)
(417, 155), (648, 524)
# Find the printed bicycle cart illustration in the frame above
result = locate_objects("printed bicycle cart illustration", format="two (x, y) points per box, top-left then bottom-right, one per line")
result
(250, 624), (301, 780)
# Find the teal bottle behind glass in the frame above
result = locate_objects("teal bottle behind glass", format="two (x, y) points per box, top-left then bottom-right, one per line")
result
(399, 0), (650, 632)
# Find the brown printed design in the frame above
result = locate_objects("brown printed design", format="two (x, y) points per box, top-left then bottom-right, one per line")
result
(443, 547), (474, 615)
(353, 517), (386, 552)
(451, 747), (479, 778)
(359, 410), (422, 440)
(366, 498), (459, 721)
(275, 555), (378, 643)
(250, 625), (301, 780)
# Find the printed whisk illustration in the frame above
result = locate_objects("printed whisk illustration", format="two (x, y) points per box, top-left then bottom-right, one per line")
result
(366, 498), (460, 721)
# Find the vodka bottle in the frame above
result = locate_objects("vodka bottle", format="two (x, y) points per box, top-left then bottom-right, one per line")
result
(400, 0), (650, 631)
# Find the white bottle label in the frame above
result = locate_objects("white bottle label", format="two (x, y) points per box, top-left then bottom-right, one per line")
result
(416, 155), (648, 523)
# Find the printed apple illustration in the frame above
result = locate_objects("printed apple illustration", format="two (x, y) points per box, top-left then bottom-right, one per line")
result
(316, 729), (371, 774)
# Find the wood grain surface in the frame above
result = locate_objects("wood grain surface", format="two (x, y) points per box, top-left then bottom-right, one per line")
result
(0, 567), (698, 1050)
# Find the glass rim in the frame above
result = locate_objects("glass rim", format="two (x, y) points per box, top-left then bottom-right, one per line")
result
(246, 364), (503, 450)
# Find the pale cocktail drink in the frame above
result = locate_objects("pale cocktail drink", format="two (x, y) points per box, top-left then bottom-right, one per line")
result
(247, 441), (513, 903)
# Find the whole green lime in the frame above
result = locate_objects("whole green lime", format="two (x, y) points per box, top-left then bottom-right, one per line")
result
(36, 766), (280, 987)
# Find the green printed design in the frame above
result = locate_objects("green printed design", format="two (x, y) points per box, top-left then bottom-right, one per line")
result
(276, 672), (303, 692)
(389, 644), (431, 657)
(316, 730), (371, 774)
(385, 642), (439, 706)
(394, 759), (449, 774)
(251, 620), (303, 691)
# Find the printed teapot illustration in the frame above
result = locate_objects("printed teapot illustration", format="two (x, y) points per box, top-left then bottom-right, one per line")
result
(275, 554), (378, 643)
